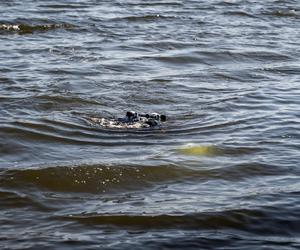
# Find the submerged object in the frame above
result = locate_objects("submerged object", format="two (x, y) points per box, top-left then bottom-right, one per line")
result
(89, 111), (167, 129)
(177, 144), (216, 156)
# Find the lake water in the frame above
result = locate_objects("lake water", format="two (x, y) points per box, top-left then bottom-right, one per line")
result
(1, 0), (300, 249)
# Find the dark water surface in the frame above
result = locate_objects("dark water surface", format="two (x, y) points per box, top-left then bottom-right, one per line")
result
(1, 0), (300, 249)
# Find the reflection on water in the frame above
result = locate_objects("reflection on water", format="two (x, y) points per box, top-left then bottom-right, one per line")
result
(1, 0), (300, 249)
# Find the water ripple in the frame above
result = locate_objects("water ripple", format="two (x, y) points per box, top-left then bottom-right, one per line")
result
(1, 0), (300, 248)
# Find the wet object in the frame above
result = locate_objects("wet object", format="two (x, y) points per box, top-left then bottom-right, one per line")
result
(89, 111), (167, 129)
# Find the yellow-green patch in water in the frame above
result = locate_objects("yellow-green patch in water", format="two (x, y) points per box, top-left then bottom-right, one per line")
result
(177, 144), (216, 156)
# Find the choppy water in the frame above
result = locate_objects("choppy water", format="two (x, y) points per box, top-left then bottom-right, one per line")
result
(1, 0), (300, 249)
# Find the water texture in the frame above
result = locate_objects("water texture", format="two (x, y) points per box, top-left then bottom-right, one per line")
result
(1, 0), (300, 249)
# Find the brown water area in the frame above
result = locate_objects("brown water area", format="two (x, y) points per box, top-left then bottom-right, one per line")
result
(1, 0), (300, 249)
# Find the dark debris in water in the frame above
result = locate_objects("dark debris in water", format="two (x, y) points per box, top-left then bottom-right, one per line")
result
(0, 23), (75, 34)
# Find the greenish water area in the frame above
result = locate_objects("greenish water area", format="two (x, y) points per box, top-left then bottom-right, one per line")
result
(1, 0), (300, 249)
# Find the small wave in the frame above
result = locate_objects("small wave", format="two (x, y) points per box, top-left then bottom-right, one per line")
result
(265, 9), (298, 17)
(262, 65), (300, 75)
(0, 189), (51, 211)
(1, 118), (169, 147)
(155, 54), (207, 65)
(126, 1), (183, 7)
(144, 49), (292, 68)
(0, 164), (194, 193)
(64, 207), (300, 234)
(219, 0), (241, 5)
(0, 162), (284, 194)
(0, 23), (75, 34)
(111, 14), (175, 22)
(223, 10), (256, 18)
(38, 4), (90, 9)
(164, 117), (255, 136)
